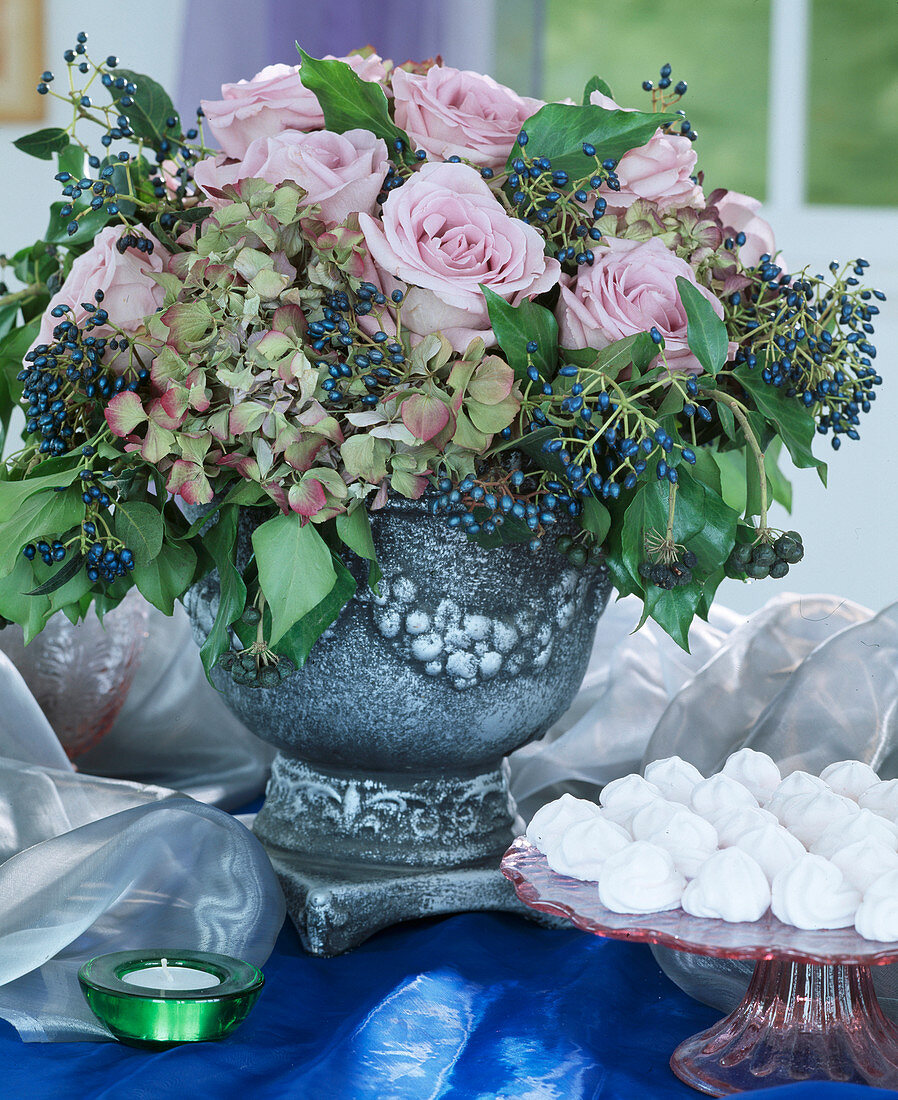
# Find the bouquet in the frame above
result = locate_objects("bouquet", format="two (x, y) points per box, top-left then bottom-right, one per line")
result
(0, 32), (885, 686)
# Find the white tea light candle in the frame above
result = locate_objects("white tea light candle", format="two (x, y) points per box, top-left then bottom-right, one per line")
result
(121, 958), (223, 991)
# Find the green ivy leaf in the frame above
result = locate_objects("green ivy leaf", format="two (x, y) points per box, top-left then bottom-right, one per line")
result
(272, 556), (357, 668)
(253, 512), (337, 646)
(0, 485), (83, 577)
(765, 437), (793, 512)
(57, 142), (85, 180)
(44, 201), (112, 247)
(113, 501), (164, 567)
(467, 506), (536, 549)
(0, 318), (39, 452)
(109, 68), (180, 152)
(744, 444), (768, 519)
(695, 566), (726, 623)
(640, 581), (704, 651)
(582, 75), (614, 105)
(13, 127), (69, 161)
(613, 462), (738, 648)
(580, 496), (612, 545)
(668, 465), (740, 573)
(26, 552), (85, 595)
(133, 539), (197, 615)
(562, 332), (658, 381)
(676, 276), (728, 376)
(336, 506), (381, 589)
(200, 506), (246, 679)
(0, 556), (51, 643)
(481, 285), (558, 382)
(507, 103), (674, 177)
(734, 365), (827, 483)
(296, 48), (411, 155)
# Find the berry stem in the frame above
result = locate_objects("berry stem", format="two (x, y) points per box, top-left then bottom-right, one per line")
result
(706, 387), (767, 527)
(254, 592), (266, 649)
(666, 481), (677, 542)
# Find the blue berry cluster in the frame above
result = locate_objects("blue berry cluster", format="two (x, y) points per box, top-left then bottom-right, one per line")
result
(17, 290), (146, 456)
(84, 540), (134, 582)
(376, 141), (500, 205)
(529, 362), (698, 502)
(507, 133), (616, 266)
(23, 522), (135, 583)
(307, 286), (407, 409)
(731, 256), (885, 449)
(641, 62), (696, 143)
(22, 539), (66, 565)
(430, 471), (576, 553)
(42, 33), (202, 237)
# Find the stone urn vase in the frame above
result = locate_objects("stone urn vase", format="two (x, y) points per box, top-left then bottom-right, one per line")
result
(185, 497), (611, 955)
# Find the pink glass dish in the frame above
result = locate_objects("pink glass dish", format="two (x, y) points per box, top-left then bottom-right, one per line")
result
(501, 837), (898, 1096)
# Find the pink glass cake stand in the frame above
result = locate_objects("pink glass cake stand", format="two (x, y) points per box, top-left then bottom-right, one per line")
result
(501, 837), (898, 1096)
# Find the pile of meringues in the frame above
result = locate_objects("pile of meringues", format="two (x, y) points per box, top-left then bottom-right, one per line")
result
(526, 750), (898, 940)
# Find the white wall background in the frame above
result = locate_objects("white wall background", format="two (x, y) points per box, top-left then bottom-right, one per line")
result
(2, 0), (894, 618)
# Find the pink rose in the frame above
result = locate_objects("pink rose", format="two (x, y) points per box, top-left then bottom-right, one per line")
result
(556, 236), (727, 375)
(588, 90), (703, 212)
(713, 189), (778, 268)
(358, 161), (560, 352)
(391, 65), (543, 169)
(35, 225), (169, 350)
(193, 128), (389, 227)
(202, 54), (389, 159)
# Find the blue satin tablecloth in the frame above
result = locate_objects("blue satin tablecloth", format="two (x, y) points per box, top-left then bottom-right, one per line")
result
(0, 910), (894, 1099)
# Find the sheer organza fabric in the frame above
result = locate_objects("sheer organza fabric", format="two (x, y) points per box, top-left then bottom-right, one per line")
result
(0, 652), (284, 1042)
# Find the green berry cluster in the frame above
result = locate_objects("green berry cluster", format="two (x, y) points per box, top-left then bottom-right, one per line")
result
(638, 549), (697, 590)
(555, 535), (603, 569)
(214, 604), (296, 688)
(216, 650), (296, 688)
(727, 531), (804, 580)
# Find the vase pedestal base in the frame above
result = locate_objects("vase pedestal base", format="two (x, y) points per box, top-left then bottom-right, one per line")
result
(671, 960), (898, 1096)
(261, 845), (541, 956)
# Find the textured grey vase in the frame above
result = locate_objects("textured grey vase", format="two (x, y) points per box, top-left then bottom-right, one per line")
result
(185, 496), (611, 955)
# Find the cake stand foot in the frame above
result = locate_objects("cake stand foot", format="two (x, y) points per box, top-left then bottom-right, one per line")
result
(671, 959), (898, 1096)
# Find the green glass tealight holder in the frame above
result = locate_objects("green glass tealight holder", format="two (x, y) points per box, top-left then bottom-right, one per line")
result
(78, 950), (264, 1047)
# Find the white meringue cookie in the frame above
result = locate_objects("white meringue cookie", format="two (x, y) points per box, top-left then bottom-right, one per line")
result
(830, 840), (898, 895)
(864, 868), (898, 901)
(765, 771), (827, 816)
(714, 805), (778, 847)
(526, 793), (600, 853)
(599, 774), (663, 829)
(776, 790), (859, 846)
(720, 748), (782, 803)
(859, 779), (898, 823)
(598, 841), (686, 914)
(544, 816), (631, 881)
(733, 822), (806, 883)
(643, 756), (704, 804)
(812, 809), (898, 859)
(855, 892), (898, 942)
(644, 809), (718, 879)
(682, 848), (771, 922)
(820, 759), (880, 801)
(771, 854), (861, 929)
(630, 799), (682, 841)
(690, 774), (758, 826)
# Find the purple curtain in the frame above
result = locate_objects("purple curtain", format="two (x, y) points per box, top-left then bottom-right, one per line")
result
(177, 0), (447, 120)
